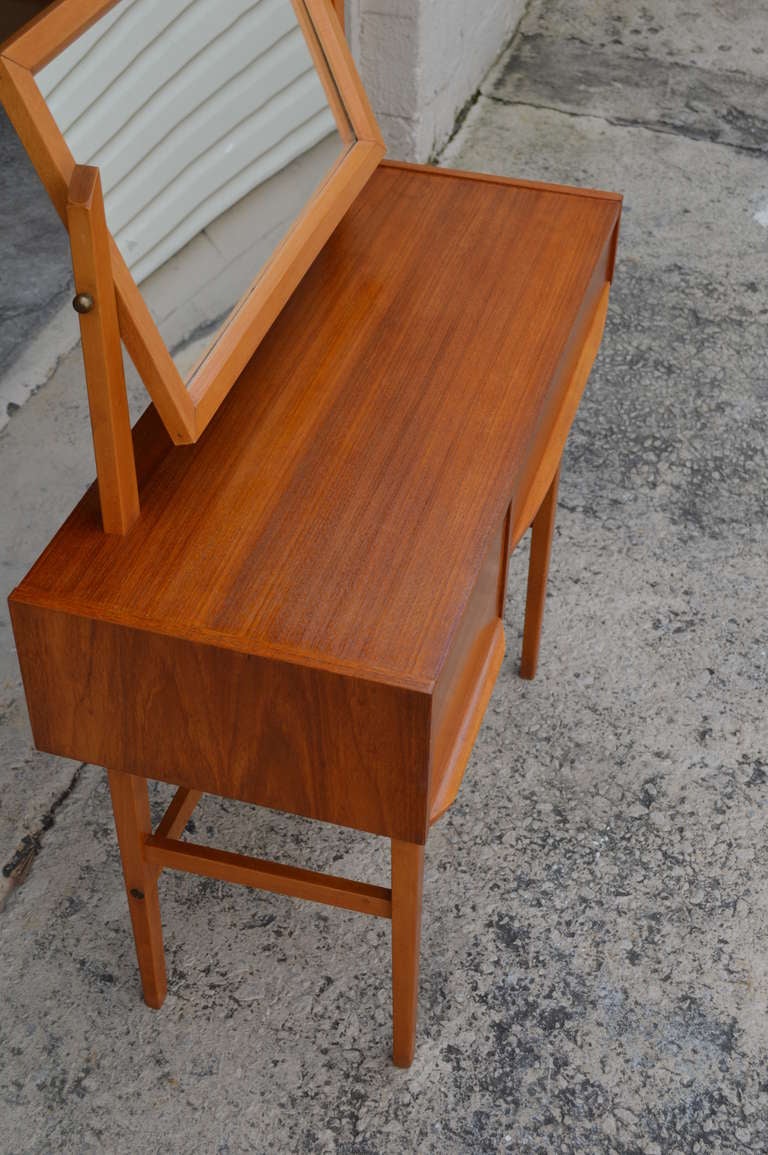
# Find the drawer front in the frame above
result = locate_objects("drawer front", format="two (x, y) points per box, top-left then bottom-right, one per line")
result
(428, 517), (508, 821)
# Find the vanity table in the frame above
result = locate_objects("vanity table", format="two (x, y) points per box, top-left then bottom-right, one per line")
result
(4, 0), (620, 1067)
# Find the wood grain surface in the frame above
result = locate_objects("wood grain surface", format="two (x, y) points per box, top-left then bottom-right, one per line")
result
(107, 768), (167, 1008)
(13, 165), (619, 684)
(10, 598), (433, 841)
(429, 522), (508, 822)
(520, 466), (561, 681)
(11, 163), (620, 840)
(67, 164), (139, 534)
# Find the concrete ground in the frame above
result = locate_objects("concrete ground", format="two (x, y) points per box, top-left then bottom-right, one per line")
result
(1, 1), (767, 1151)
(0, 108), (76, 429)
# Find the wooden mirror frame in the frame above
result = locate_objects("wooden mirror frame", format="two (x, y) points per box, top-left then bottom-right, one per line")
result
(0, 0), (384, 444)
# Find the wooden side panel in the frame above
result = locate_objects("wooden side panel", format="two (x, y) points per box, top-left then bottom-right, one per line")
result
(507, 249), (614, 553)
(428, 519), (507, 820)
(9, 599), (432, 844)
(509, 282), (612, 551)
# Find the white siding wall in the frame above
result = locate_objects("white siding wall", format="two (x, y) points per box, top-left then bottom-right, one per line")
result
(37, 0), (337, 282)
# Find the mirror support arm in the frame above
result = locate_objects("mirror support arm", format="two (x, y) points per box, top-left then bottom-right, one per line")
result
(67, 164), (140, 534)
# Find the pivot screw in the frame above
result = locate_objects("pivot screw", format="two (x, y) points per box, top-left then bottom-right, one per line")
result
(72, 293), (95, 314)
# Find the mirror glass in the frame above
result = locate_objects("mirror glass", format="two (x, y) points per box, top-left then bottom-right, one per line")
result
(36, 0), (351, 379)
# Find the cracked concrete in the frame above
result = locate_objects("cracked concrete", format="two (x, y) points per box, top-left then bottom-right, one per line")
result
(1, 0), (767, 1151)
(490, 39), (768, 154)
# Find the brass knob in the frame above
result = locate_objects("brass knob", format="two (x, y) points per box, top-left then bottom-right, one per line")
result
(72, 293), (95, 315)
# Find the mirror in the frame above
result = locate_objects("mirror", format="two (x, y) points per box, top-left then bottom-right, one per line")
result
(1, 0), (383, 441)
(35, 0), (351, 379)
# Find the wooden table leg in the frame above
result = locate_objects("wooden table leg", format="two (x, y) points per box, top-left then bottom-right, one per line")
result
(520, 464), (561, 680)
(391, 839), (425, 1068)
(107, 769), (167, 1009)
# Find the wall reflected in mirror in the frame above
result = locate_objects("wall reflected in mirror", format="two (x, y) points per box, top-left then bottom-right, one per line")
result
(37, 0), (350, 378)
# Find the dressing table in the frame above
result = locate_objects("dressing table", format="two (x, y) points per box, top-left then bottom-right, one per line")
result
(3, 0), (620, 1067)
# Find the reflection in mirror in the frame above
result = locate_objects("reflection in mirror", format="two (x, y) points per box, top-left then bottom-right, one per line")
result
(37, 0), (350, 378)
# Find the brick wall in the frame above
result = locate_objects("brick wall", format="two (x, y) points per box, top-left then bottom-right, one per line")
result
(346, 0), (525, 161)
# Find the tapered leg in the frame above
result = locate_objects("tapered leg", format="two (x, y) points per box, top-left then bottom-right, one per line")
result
(391, 839), (425, 1068)
(520, 465), (561, 680)
(107, 769), (167, 1009)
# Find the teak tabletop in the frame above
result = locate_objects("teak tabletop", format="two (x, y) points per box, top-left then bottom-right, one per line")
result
(10, 160), (620, 1064)
(14, 163), (618, 676)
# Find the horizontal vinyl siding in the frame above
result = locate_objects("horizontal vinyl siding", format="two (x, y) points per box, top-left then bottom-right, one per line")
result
(37, 0), (337, 281)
